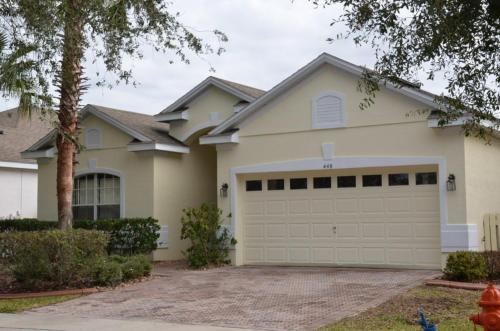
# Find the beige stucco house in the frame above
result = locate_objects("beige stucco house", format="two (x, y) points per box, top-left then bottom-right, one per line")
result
(24, 53), (500, 268)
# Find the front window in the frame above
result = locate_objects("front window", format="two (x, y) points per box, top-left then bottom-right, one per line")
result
(73, 173), (121, 220)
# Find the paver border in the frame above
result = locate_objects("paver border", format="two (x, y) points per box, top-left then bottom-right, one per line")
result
(425, 279), (487, 291)
(0, 288), (99, 299)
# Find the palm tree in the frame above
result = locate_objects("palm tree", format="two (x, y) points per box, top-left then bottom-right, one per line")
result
(0, 32), (47, 117)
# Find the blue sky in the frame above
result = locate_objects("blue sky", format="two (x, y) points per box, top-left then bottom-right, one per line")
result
(1, 0), (447, 114)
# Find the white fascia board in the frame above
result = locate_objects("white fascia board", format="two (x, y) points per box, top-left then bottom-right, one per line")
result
(210, 53), (440, 135)
(158, 77), (256, 115)
(427, 115), (473, 128)
(26, 129), (57, 152)
(154, 110), (189, 122)
(21, 147), (56, 159)
(86, 105), (151, 142)
(0, 161), (38, 170)
(127, 143), (190, 154)
(199, 132), (239, 145)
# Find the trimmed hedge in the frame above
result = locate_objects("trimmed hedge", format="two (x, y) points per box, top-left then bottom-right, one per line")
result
(0, 229), (109, 289)
(0, 218), (160, 255)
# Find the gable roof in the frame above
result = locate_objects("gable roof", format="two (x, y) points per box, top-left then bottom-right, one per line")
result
(0, 108), (53, 164)
(24, 104), (186, 155)
(157, 76), (266, 115)
(209, 53), (440, 136)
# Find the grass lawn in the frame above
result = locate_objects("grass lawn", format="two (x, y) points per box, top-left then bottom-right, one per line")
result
(321, 286), (481, 331)
(0, 295), (80, 313)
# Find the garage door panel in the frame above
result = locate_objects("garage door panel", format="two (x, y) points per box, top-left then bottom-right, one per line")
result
(361, 223), (386, 238)
(361, 247), (386, 264)
(359, 198), (385, 213)
(289, 247), (311, 262)
(244, 201), (265, 215)
(266, 247), (287, 262)
(289, 223), (310, 238)
(312, 223), (335, 238)
(266, 200), (287, 215)
(266, 223), (287, 239)
(312, 247), (335, 263)
(241, 167), (441, 268)
(335, 198), (359, 214)
(289, 199), (310, 214)
(386, 223), (413, 239)
(337, 247), (359, 264)
(311, 199), (334, 214)
(386, 248), (413, 264)
(336, 223), (359, 238)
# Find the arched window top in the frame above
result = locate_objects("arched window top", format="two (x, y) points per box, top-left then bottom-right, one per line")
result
(85, 128), (102, 149)
(312, 91), (345, 129)
(73, 172), (121, 220)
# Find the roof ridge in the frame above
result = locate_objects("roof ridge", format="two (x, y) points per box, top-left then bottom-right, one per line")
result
(211, 76), (266, 94)
(87, 104), (155, 118)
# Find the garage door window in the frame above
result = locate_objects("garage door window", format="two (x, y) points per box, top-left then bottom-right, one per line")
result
(314, 177), (331, 189)
(246, 180), (262, 191)
(362, 175), (382, 187)
(268, 179), (285, 191)
(416, 172), (437, 185)
(337, 176), (356, 188)
(389, 173), (409, 186)
(290, 178), (308, 190)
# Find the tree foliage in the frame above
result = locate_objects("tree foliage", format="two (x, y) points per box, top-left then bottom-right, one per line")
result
(0, 0), (227, 227)
(312, 0), (499, 138)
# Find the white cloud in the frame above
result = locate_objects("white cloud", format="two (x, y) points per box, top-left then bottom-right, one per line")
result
(1, 0), (448, 114)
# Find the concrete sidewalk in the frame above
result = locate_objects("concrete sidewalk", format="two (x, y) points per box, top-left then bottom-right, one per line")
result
(0, 313), (260, 331)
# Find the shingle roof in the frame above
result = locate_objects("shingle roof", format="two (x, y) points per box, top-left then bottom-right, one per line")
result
(211, 77), (266, 99)
(86, 105), (185, 146)
(0, 108), (53, 163)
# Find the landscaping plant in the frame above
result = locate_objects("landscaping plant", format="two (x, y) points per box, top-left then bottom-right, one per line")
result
(0, 229), (153, 290)
(0, 218), (160, 255)
(443, 251), (487, 282)
(181, 203), (236, 268)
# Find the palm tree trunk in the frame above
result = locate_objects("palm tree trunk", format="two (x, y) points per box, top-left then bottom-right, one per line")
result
(56, 0), (85, 230)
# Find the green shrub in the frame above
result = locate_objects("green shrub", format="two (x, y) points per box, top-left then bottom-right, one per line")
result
(180, 203), (236, 268)
(0, 230), (108, 289)
(94, 259), (123, 287)
(0, 218), (160, 255)
(444, 251), (487, 282)
(115, 255), (152, 281)
(483, 251), (500, 281)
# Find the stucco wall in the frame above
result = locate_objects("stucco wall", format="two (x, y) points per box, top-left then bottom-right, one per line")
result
(152, 141), (217, 260)
(215, 65), (468, 265)
(465, 136), (500, 250)
(0, 167), (37, 219)
(38, 115), (155, 221)
(169, 86), (240, 142)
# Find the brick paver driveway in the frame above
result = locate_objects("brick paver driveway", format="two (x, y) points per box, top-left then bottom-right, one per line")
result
(30, 265), (440, 331)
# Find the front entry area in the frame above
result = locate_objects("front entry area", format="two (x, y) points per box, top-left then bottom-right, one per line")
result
(240, 166), (442, 269)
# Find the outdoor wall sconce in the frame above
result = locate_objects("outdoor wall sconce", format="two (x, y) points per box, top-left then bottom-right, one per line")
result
(447, 174), (456, 192)
(220, 183), (229, 198)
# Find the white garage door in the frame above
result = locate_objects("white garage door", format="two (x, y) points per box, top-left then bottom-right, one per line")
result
(241, 166), (441, 269)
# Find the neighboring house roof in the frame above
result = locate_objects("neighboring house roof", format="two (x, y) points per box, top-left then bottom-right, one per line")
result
(156, 76), (266, 115)
(23, 104), (188, 158)
(209, 52), (441, 136)
(0, 108), (52, 165)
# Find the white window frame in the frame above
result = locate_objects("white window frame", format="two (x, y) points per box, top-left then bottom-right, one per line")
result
(85, 128), (102, 149)
(311, 91), (346, 129)
(73, 170), (124, 220)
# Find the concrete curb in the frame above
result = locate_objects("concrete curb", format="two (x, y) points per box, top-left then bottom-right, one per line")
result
(425, 279), (487, 291)
(0, 287), (99, 299)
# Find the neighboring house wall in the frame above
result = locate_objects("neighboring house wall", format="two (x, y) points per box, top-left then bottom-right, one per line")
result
(0, 167), (37, 218)
(169, 86), (241, 142)
(215, 65), (470, 266)
(153, 141), (217, 260)
(464, 136), (500, 250)
(38, 115), (155, 220)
